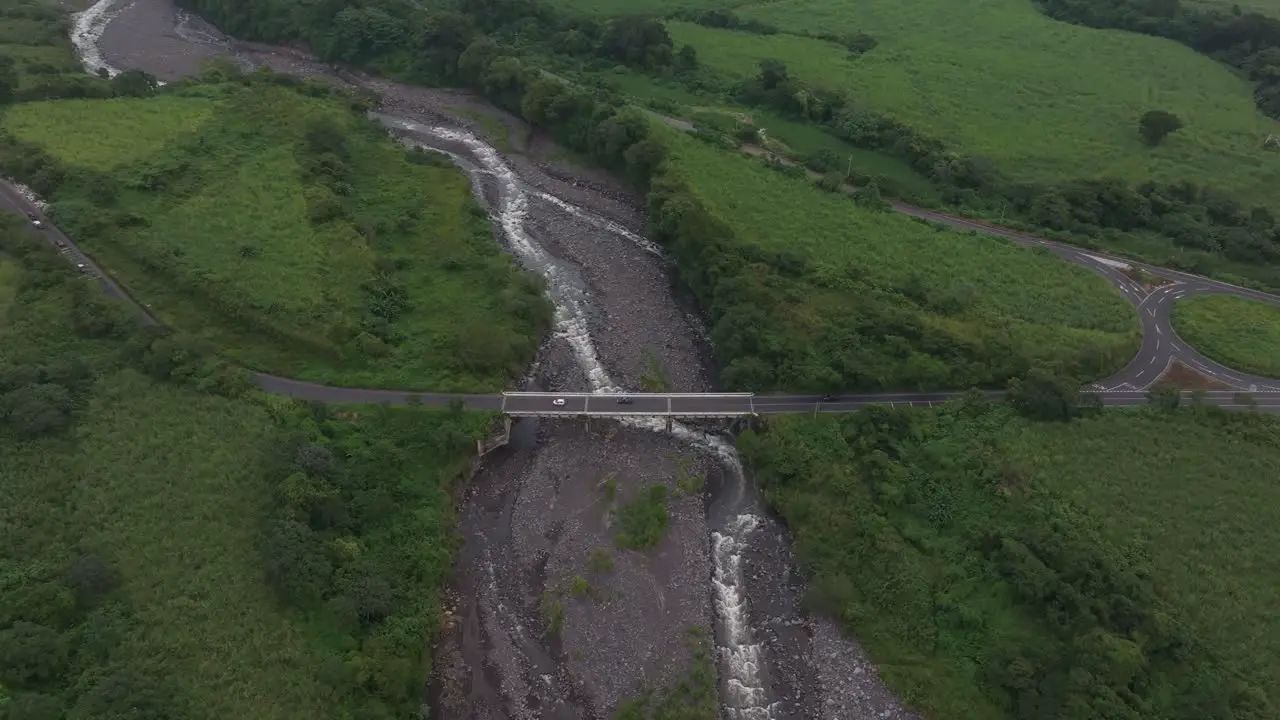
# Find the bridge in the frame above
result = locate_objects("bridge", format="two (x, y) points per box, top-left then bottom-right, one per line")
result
(497, 390), (1280, 417)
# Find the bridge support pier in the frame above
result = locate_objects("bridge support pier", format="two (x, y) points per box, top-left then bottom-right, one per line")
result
(665, 417), (673, 433)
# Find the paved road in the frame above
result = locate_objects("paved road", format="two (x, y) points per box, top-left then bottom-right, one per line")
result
(8, 163), (1280, 414)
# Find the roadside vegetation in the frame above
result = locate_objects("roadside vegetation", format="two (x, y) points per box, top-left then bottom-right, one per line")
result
(0, 71), (551, 391)
(1172, 294), (1280, 378)
(0, 219), (495, 718)
(739, 396), (1280, 719)
(654, 125), (1139, 391)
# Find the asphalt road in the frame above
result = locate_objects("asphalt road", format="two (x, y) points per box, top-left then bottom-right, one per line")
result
(8, 168), (1280, 415)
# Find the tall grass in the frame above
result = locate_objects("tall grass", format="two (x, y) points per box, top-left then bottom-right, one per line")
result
(5, 97), (219, 170)
(1172, 294), (1280, 378)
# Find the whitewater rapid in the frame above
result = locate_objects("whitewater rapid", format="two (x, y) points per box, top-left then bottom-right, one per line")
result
(68, 6), (778, 715)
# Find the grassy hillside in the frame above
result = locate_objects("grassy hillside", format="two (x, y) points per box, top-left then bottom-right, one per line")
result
(655, 125), (1139, 390)
(0, 77), (551, 391)
(665, 9), (1280, 210)
(1172, 294), (1280, 378)
(740, 398), (1280, 719)
(0, 221), (492, 718)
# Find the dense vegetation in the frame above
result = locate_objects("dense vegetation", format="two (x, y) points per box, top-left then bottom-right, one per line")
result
(0, 220), (496, 718)
(0, 71), (551, 390)
(1171, 294), (1280, 378)
(739, 397), (1280, 719)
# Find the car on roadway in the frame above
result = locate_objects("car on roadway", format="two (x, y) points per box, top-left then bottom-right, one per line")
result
(552, 398), (566, 406)
(821, 394), (838, 402)
(616, 395), (633, 404)
(31, 219), (42, 229)
(76, 263), (86, 271)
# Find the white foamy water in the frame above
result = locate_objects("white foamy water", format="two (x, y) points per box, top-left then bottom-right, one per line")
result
(529, 188), (665, 258)
(71, 0), (128, 77)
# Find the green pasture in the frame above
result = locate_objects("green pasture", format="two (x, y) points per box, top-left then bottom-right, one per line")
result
(664, 4), (1280, 209)
(4, 96), (218, 170)
(1172, 293), (1280, 378)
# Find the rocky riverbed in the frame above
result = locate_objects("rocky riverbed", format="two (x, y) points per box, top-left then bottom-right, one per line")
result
(79, 1), (921, 717)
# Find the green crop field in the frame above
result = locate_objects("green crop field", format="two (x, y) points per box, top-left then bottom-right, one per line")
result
(1, 222), (492, 719)
(1172, 294), (1280, 378)
(658, 125), (1139, 389)
(741, 400), (1280, 718)
(1, 80), (551, 391)
(661, 3), (1280, 210)
(4, 97), (218, 170)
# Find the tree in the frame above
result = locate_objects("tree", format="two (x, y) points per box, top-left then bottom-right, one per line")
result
(0, 622), (65, 688)
(675, 44), (698, 72)
(1006, 367), (1079, 421)
(262, 520), (333, 607)
(69, 667), (176, 720)
(0, 56), (17, 105)
(1147, 384), (1182, 411)
(0, 383), (73, 438)
(3, 692), (65, 720)
(63, 553), (121, 609)
(109, 69), (157, 97)
(1139, 110), (1183, 146)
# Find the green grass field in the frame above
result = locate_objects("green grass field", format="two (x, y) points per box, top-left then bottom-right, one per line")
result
(659, 124), (1139, 387)
(4, 97), (218, 170)
(1172, 294), (1280, 378)
(659, 3), (1280, 210)
(1, 81), (550, 391)
(0, 224), (491, 718)
(741, 401), (1280, 718)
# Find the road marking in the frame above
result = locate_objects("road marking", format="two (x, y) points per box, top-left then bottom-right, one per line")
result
(1155, 325), (1162, 335)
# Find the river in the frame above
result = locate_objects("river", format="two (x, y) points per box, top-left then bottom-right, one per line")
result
(66, 2), (918, 717)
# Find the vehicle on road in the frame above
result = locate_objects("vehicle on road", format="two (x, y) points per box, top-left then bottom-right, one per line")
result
(821, 394), (838, 402)
(552, 398), (566, 406)
(32, 219), (42, 229)
(76, 263), (86, 271)
(617, 396), (633, 404)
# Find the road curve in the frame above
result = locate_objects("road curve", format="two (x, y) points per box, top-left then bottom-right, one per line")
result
(7, 143), (1280, 411)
